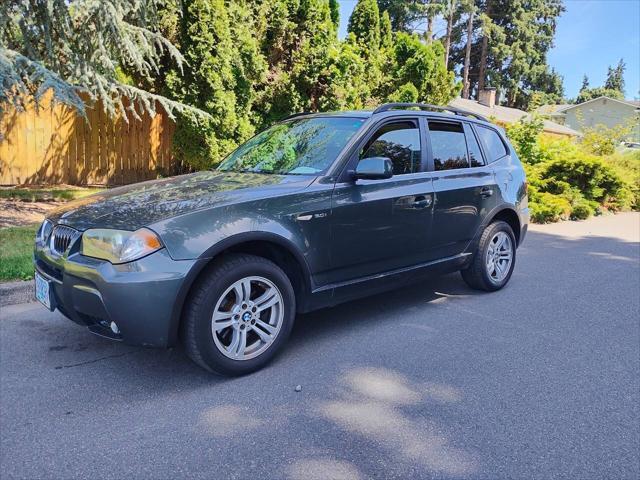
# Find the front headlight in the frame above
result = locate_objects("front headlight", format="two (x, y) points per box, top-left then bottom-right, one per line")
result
(36, 219), (53, 244)
(81, 228), (163, 264)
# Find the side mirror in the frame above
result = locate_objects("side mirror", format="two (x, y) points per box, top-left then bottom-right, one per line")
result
(354, 157), (393, 180)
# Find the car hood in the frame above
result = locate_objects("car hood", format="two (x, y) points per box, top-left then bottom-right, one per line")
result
(47, 171), (315, 231)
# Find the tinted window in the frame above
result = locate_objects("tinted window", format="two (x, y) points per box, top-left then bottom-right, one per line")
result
(464, 123), (485, 167)
(361, 121), (421, 175)
(428, 121), (469, 171)
(475, 125), (508, 162)
(219, 117), (365, 175)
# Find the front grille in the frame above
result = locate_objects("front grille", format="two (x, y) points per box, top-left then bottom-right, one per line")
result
(50, 225), (81, 255)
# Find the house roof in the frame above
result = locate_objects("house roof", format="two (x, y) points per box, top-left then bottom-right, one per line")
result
(449, 98), (581, 136)
(548, 96), (640, 114)
(535, 104), (571, 115)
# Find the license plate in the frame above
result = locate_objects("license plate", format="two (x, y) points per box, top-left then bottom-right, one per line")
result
(35, 272), (52, 310)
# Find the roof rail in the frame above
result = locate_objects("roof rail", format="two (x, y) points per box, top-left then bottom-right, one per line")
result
(281, 111), (314, 121)
(372, 103), (489, 123)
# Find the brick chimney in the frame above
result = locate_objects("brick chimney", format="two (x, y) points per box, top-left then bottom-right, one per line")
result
(478, 87), (497, 108)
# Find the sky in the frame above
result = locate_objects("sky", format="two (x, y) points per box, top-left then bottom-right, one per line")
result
(337, 0), (640, 100)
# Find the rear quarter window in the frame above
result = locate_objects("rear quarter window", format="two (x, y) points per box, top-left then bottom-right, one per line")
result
(475, 125), (508, 163)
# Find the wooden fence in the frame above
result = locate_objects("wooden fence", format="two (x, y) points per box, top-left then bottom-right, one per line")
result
(0, 91), (177, 186)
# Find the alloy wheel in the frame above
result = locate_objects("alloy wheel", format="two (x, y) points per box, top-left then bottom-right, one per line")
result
(485, 231), (513, 283)
(211, 276), (284, 360)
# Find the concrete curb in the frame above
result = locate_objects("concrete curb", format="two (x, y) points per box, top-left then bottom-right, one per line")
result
(0, 280), (35, 307)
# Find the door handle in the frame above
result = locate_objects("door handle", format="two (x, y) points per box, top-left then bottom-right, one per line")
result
(480, 187), (494, 198)
(412, 195), (432, 209)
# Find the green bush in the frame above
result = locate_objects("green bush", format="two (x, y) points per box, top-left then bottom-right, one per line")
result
(570, 200), (595, 220)
(604, 150), (640, 210)
(537, 156), (627, 206)
(505, 115), (545, 164)
(530, 192), (571, 223)
(519, 132), (635, 223)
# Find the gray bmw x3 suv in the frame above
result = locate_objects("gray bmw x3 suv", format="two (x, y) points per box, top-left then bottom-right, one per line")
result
(34, 103), (529, 375)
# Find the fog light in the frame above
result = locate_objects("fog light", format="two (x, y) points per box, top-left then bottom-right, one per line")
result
(110, 322), (120, 335)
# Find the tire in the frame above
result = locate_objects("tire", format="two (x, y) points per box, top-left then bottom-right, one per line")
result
(461, 220), (517, 292)
(181, 254), (296, 376)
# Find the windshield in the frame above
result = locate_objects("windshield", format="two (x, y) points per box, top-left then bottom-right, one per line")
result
(218, 117), (366, 175)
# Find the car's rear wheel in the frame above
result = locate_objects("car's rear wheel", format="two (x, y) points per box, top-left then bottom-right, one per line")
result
(461, 220), (516, 291)
(181, 254), (295, 376)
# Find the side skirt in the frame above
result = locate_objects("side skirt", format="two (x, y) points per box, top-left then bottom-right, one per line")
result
(307, 252), (472, 311)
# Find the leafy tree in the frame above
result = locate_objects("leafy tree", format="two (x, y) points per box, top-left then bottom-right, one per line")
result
(0, 0), (202, 120)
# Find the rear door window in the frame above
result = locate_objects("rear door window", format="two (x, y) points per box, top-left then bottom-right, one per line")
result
(475, 125), (508, 163)
(464, 123), (485, 167)
(428, 121), (469, 171)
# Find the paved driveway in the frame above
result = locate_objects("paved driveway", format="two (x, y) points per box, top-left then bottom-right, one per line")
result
(1, 213), (639, 479)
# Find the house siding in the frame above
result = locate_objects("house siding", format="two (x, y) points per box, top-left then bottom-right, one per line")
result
(563, 98), (639, 140)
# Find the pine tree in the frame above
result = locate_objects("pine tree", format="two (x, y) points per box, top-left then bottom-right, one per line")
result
(0, 0), (203, 121)
(580, 75), (590, 92)
(450, 0), (564, 109)
(605, 58), (626, 94)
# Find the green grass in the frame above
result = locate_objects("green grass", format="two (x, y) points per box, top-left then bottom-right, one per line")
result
(0, 186), (101, 202)
(0, 225), (38, 281)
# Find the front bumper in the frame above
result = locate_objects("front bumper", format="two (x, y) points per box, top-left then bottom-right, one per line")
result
(34, 244), (197, 347)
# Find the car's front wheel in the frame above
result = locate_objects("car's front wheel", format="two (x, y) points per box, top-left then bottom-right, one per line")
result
(181, 254), (295, 375)
(461, 220), (516, 291)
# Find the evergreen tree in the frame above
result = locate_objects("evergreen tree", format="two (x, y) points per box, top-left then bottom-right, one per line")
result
(165, 0), (240, 168)
(383, 32), (460, 105)
(377, 0), (424, 31)
(577, 61), (626, 104)
(348, 0), (381, 55)
(580, 74), (590, 92)
(0, 0), (203, 120)
(329, 0), (341, 30)
(605, 58), (626, 94)
(576, 87), (624, 104)
(256, 0), (338, 123)
(449, 0), (564, 110)
(380, 10), (394, 49)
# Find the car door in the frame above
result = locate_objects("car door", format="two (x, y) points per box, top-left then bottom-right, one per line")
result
(324, 117), (435, 286)
(426, 119), (499, 260)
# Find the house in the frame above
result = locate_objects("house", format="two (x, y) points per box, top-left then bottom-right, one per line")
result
(536, 96), (640, 141)
(449, 88), (581, 138)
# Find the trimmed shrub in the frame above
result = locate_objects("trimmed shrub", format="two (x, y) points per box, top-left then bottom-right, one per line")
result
(507, 116), (637, 223)
(530, 192), (572, 223)
(570, 200), (595, 220)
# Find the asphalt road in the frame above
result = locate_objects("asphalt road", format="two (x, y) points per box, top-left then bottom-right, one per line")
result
(1, 213), (639, 480)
